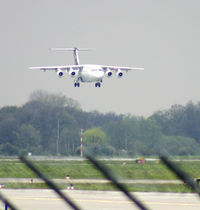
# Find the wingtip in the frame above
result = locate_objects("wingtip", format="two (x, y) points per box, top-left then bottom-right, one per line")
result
(136, 67), (144, 70)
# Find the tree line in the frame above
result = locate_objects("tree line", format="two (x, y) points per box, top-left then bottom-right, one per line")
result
(0, 90), (200, 156)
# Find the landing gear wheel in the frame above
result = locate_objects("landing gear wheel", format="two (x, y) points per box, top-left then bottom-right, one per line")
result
(95, 82), (101, 87)
(74, 82), (80, 87)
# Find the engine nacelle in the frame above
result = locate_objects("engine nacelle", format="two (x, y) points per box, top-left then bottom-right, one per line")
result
(105, 70), (112, 77)
(57, 70), (64, 78)
(117, 70), (123, 78)
(69, 70), (76, 78)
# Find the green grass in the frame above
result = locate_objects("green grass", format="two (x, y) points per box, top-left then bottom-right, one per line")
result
(0, 159), (200, 180)
(5, 183), (50, 189)
(3, 183), (193, 193)
(75, 183), (193, 193)
(1, 159), (200, 192)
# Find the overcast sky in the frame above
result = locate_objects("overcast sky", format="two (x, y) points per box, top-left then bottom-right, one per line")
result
(0, 0), (200, 116)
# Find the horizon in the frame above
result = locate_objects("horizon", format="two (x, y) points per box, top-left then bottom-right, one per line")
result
(0, 90), (198, 117)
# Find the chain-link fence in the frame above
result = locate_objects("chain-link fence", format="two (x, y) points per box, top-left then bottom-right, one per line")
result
(0, 156), (200, 209)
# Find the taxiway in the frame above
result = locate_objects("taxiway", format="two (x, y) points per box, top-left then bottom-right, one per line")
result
(0, 189), (200, 210)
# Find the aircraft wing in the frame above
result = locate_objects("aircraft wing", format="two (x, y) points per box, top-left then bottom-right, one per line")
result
(101, 65), (144, 72)
(29, 65), (84, 71)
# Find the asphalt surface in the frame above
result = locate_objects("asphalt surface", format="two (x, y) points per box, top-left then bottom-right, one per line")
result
(0, 189), (200, 210)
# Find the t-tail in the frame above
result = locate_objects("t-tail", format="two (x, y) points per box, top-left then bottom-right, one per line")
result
(51, 47), (93, 65)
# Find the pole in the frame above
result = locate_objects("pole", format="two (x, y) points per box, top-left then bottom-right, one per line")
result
(80, 128), (83, 157)
(56, 119), (60, 155)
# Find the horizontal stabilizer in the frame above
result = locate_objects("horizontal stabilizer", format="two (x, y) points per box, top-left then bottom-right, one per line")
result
(50, 48), (94, 51)
(50, 47), (94, 65)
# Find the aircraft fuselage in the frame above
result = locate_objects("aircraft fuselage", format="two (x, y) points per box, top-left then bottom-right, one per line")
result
(79, 65), (104, 82)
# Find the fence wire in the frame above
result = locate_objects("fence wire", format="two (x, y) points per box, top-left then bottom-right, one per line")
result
(0, 156), (200, 209)
(160, 156), (200, 196)
(19, 156), (82, 210)
(0, 192), (18, 210)
(87, 156), (149, 210)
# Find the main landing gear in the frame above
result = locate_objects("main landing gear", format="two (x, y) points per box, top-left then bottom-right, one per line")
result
(95, 82), (101, 87)
(74, 82), (80, 87)
(74, 81), (102, 87)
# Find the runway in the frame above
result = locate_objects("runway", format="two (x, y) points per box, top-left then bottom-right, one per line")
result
(0, 189), (200, 210)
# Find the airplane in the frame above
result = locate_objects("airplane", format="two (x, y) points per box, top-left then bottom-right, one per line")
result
(29, 48), (144, 87)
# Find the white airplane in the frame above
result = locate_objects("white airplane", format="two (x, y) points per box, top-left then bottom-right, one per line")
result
(29, 48), (144, 87)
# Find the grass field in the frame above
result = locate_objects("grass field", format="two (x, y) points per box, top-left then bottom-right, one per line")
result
(4, 183), (193, 193)
(0, 159), (200, 179)
(0, 158), (200, 192)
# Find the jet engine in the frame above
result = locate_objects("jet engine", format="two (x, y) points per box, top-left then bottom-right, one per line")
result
(69, 70), (76, 77)
(57, 70), (64, 78)
(105, 70), (112, 77)
(116, 70), (123, 78)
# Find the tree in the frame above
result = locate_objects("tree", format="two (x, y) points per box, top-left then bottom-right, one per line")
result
(59, 127), (80, 155)
(15, 124), (42, 155)
(28, 90), (81, 109)
(151, 102), (200, 142)
(1, 91), (200, 156)
(83, 127), (106, 155)
(0, 143), (18, 155)
(154, 135), (200, 156)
